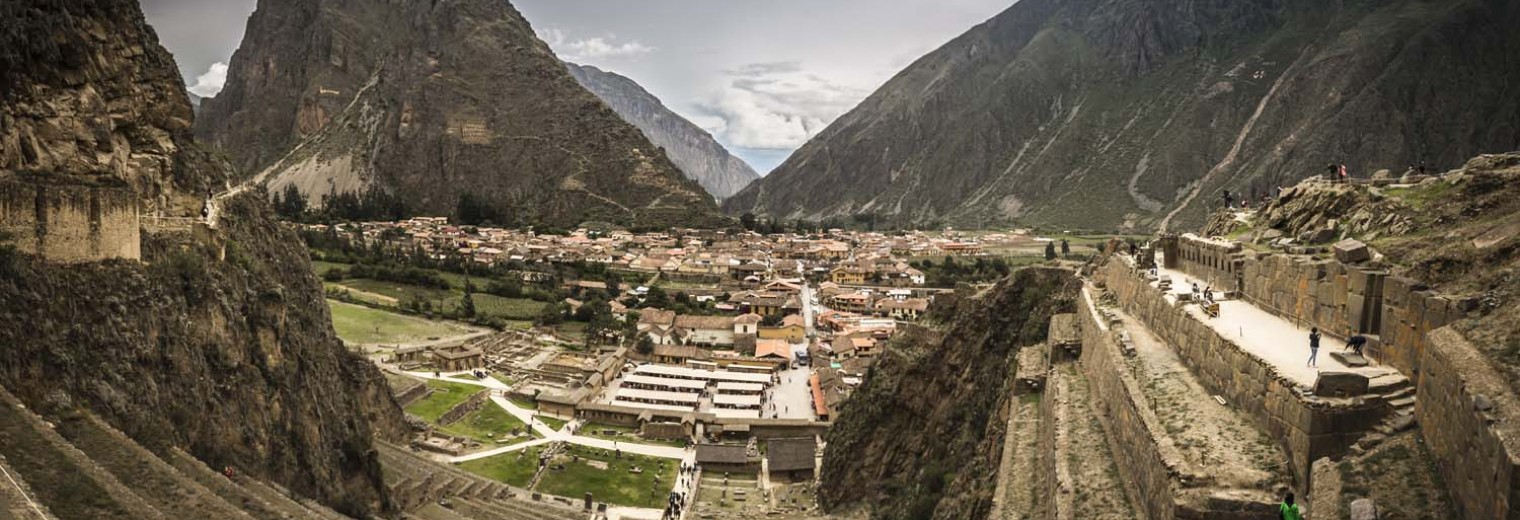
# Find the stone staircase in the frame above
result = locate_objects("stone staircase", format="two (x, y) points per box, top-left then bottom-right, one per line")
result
(1356, 374), (1419, 450)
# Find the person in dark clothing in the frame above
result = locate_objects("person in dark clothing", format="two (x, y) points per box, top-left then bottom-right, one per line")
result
(1346, 334), (1368, 356)
(1307, 328), (1321, 367)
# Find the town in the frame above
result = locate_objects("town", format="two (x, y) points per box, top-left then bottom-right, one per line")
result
(300, 217), (1101, 517)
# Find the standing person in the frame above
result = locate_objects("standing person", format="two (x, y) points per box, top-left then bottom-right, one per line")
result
(1279, 491), (1303, 520)
(1327, 163), (1337, 182)
(1307, 328), (1321, 367)
(1339, 163), (1349, 183)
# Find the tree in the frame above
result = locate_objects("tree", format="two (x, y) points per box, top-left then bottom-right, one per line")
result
(740, 212), (758, 231)
(459, 279), (477, 318)
(1044, 241), (1057, 261)
(535, 302), (563, 326)
(277, 184), (306, 219)
(635, 334), (655, 355)
(1060, 239), (1071, 256)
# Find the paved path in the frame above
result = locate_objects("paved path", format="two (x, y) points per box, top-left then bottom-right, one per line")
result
(1152, 263), (1396, 386)
(401, 371), (693, 461)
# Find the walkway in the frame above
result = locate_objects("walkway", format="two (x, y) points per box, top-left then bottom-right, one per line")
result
(400, 371), (692, 462)
(1152, 262), (1397, 386)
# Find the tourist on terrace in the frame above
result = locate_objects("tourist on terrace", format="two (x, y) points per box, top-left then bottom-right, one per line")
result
(1346, 333), (1368, 356)
(1307, 328), (1322, 368)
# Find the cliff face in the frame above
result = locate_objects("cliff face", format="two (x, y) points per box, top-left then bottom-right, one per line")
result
(196, 0), (725, 228)
(566, 63), (760, 200)
(819, 267), (1079, 519)
(724, 0), (1520, 232)
(0, 0), (406, 516)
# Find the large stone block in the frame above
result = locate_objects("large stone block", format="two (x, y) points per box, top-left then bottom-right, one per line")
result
(1334, 239), (1371, 263)
(1313, 372), (1370, 398)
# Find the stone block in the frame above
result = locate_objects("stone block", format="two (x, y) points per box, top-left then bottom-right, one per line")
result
(1300, 228), (1337, 244)
(1329, 351), (1369, 367)
(1313, 372), (1370, 398)
(1333, 239), (1371, 263)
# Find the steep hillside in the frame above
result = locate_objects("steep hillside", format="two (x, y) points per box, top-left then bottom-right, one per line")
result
(567, 63), (760, 200)
(196, 0), (724, 228)
(725, 0), (1520, 232)
(0, 0), (406, 516)
(819, 268), (1079, 519)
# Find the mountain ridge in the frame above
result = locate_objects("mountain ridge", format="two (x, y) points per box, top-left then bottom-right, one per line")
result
(724, 0), (1520, 232)
(566, 62), (760, 200)
(197, 0), (726, 229)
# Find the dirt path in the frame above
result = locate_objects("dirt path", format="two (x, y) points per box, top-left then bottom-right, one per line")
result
(1117, 312), (1287, 490)
(991, 394), (1044, 520)
(1055, 365), (1133, 520)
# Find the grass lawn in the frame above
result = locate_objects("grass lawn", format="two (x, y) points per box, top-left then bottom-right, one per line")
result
(535, 415), (568, 431)
(554, 321), (588, 342)
(459, 446), (544, 488)
(492, 373), (516, 386)
(331, 278), (547, 322)
(440, 404), (535, 443)
(536, 445), (678, 508)
(404, 380), (487, 422)
(326, 300), (474, 344)
(312, 260), (353, 276)
(508, 395), (538, 410)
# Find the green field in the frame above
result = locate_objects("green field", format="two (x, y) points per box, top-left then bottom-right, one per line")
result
(404, 380), (487, 422)
(507, 395), (538, 410)
(327, 300), (476, 344)
(579, 422), (687, 448)
(440, 404), (535, 443)
(535, 415), (568, 432)
(459, 446), (545, 487)
(330, 278), (547, 321)
(535, 445), (679, 508)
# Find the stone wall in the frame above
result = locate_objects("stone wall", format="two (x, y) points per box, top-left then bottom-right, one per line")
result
(435, 390), (488, 426)
(1166, 239), (1467, 382)
(1416, 327), (1520, 519)
(1038, 368), (1061, 520)
(1076, 290), (1185, 520)
(1099, 260), (1384, 487)
(1171, 233), (1244, 291)
(0, 181), (139, 263)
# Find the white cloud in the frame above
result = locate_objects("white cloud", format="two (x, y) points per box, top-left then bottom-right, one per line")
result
(186, 61), (227, 98)
(537, 28), (653, 61)
(696, 62), (868, 150)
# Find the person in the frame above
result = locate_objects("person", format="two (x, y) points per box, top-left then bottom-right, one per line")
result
(1279, 491), (1303, 520)
(1339, 163), (1349, 183)
(1327, 163), (1338, 182)
(1346, 333), (1368, 356)
(1308, 328), (1321, 367)
(1222, 189), (1235, 209)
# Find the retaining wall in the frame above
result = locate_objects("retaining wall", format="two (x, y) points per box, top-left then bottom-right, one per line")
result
(1099, 260), (1384, 487)
(435, 391), (488, 426)
(1416, 327), (1520, 519)
(1039, 368), (1062, 520)
(1169, 242), (1465, 383)
(0, 181), (139, 262)
(1077, 286), (1277, 519)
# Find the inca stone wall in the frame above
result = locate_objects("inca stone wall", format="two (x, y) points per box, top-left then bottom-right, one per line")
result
(1038, 366), (1061, 520)
(1235, 252), (1465, 382)
(1165, 233), (1244, 291)
(0, 181), (139, 263)
(1416, 327), (1520, 520)
(1099, 260), (1384, 487)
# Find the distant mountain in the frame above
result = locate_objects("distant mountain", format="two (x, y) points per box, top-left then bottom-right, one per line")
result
(196, 0), (724, 228)
(724, 0), (1520, 231)
(567, 63), (760, 200)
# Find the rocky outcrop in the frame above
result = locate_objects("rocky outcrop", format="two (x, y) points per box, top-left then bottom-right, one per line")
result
(724, 0), (1520, 232)
(196, 0), (725, 228)
(0, 0), (406, 516)
(818, 267), (1078, 519)
(566, 63), (760, 200)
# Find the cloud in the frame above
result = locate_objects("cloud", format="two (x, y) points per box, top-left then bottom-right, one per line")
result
(697, 62), (868, 150)
(186, 61), (227, 98)
(537, 28), (654, 61)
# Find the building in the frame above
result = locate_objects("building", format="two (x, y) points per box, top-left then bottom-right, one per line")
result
(696, 444), (756, 474)
(766, 438), (818, 480)
(754, 339), (793, 363)
(759, 314), (807, 343)
(433, 347), (483, 372)
(675, 315), (737, 346)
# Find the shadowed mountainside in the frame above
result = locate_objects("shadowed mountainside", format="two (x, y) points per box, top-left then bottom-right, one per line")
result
(725, 0), (1520, 232)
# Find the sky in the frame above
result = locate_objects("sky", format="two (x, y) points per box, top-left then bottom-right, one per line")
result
(142, 0), (1014, 174)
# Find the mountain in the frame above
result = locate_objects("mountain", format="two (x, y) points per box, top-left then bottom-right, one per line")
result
(724, 0), (1520, 232)
(196, 0), (725, 229)
(565, 63), (760, 200)
(1, 0), (406, 515)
